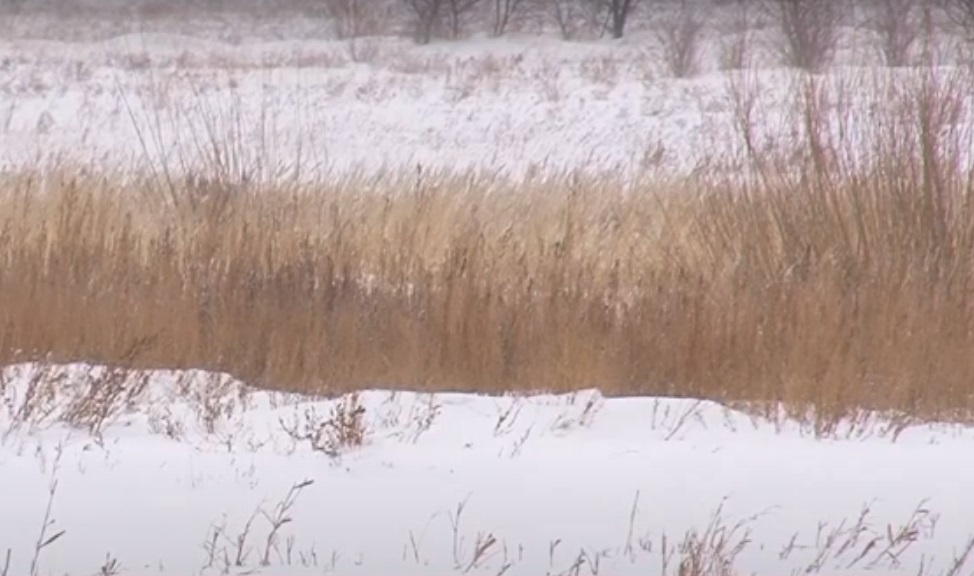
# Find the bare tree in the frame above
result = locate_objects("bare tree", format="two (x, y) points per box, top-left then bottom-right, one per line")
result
(403, 0), (445, 43)
(942, 0), (974, 43)
(492, 0), (528, 35)
(446, 0), (481, 38)
(871, 0), (924, 66)
(766, 0), (845, 71)
(552, 0), (600, 39)
(718, 0), (755, 70)
(323, 0), (356, 39)
(322, 0), (387, 40)
(655, 0), (706, 77)
(593, 0), (643, 39)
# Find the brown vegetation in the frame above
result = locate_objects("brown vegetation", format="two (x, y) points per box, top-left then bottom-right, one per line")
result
(0, 66), (973, 426)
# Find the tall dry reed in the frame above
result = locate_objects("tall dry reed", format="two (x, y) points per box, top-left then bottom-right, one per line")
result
(1, 66), (973, 426)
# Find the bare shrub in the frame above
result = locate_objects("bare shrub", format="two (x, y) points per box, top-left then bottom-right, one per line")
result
(870, 0), (924, 66)
(578, 54), (620, 84)
(403, 0), (444, 43)
(551, 0), (601, 39)
(654, 0), (706, 78)
(672, 502), (752, 576)
(942, 0), (974, 43)
(491, 0), (529, 35)
(778, 501), (938, 572)
(261, 480), (314, 567)
(917, 2), (951, 64)
(718, 0), (755, 70)
(200, 478), (315, 572)
(321, 0), (389, 61)
(322, 0), (385, 39)
(390, 393), (441, 443)
(722, 66), (766, 175)
(61, 367), (152, 439)
(766, 0), (845, 71)
(443, 0), (482, 37)
(586, 0), (643, 38)
(281, 394), (368, 458)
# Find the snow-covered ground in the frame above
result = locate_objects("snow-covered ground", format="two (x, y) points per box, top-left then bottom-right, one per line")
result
(3, 9), (974, 576)
(0, 31), (751, 176)
(2, 363), (974, 576)
(0, 8), (971, 179)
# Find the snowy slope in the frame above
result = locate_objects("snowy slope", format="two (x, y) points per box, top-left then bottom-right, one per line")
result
(2, 363), (974, 575)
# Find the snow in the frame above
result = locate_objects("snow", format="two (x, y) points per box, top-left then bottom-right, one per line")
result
(0, 14), (971, 180)
(1, 363), (974, 575)
(2, 9), (974, 575)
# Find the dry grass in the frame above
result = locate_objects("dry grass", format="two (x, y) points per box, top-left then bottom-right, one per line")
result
(11, 479), (969, 576)
(1, 64), (974, 427)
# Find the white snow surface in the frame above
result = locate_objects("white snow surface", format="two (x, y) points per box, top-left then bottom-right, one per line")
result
(0, 13), (972, 180)
(1, 362), (974, 576)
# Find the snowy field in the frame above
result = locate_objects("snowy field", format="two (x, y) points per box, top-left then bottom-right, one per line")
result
(3, 363), (974, 576)
(0, 30), (760, 177)
(0, 5), (971, 179)
(3, 4), (974, 575)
